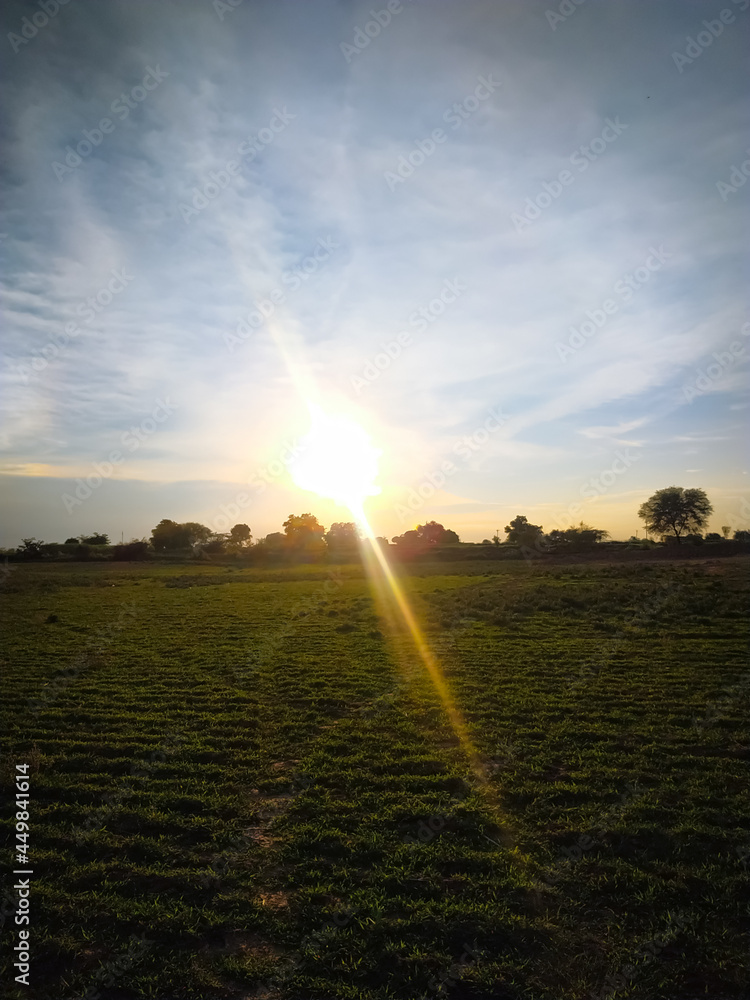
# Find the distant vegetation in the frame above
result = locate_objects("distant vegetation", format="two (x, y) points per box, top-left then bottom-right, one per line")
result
(638, 486), (713, 543)
(4, 486), (746, 563)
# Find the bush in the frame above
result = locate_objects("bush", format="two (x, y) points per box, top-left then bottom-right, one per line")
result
(112, 541), (151, 561)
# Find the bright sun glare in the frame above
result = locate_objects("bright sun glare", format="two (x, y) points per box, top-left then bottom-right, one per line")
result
(289, 406), (381, 513)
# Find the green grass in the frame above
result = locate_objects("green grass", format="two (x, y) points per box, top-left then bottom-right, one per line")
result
(1, 557), (748, 998)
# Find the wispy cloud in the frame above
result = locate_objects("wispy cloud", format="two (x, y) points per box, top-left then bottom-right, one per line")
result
(0, 0), (747, 543)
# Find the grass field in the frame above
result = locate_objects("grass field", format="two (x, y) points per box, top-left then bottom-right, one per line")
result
(1, 556), (748, 999)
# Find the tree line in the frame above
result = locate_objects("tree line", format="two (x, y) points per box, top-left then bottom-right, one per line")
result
(8, 486), (747, 562)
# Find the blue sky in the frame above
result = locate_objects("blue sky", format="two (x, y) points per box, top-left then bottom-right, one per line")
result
(1, 0), (748, 545)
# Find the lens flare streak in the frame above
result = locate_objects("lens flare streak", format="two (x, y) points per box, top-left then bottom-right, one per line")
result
(352, 502), (507, 826)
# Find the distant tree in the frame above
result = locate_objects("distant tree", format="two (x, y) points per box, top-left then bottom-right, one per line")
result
(416, 521), (447, 544)
(202, 534), (228, 554)
(721, 525), (730, 539)
(151, 519), (180, 551)
(504, 515), (543, 546)
(19, 538), (44, 558)
(547, 522), (609, 551)
(229, 523), (252, 547)
(734, 529), (750, 542)
(704, 532), (724, 543)
(325, 522), (359, 546)
(80, 532), (109, 545)
(324, 522), (360, 562)
(391, 523), (459, 547)
(263, 531), (286, 548)
(65, 537), (78, 544)
(152, 519), (182, 551)
(182, 522), (212, 545)
(684, 533), (704, 545)
(151, 519), (211, 551)
(283, 513), (325, 549)
(638, 487), (713, 544)
(391, 529), (419, 546)
(113, 540), (150, 561)
(491, 533), (501, 546)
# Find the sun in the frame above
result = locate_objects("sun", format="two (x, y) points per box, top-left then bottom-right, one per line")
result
(289, 405), (381, 514)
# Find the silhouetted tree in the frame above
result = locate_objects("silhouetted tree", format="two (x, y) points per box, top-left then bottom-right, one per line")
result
(263, 532), (286, 548)
(283, 513), (325, 548)
(547, 522), (609, 550)
(416, 521), (447, 544)
(151, 519), (211, 551)
(113, 540), (151, 560)
(183, 522), (212, 545)
(80, 532), (109, 545)
(504, 515), (543, 546)
(202, 534), (228, 554)
(392, 522), (460, 546)
(638, 487), (713, 544)
(325, 522), (359, 546)
(19, 538), (44, 558)
(229, 523), (252, 547)
(391, 529), (420, 546)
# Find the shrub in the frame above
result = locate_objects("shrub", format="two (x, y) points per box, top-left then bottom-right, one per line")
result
(112, 541), (151, 561)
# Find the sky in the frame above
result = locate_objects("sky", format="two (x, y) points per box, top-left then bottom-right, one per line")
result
(1, 0), (748, 546)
